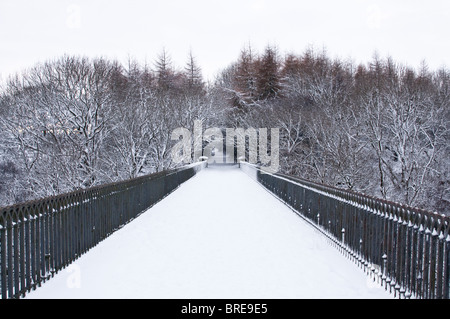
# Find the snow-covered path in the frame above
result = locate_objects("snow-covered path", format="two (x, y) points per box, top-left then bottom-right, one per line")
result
(25, 166), (392, 299)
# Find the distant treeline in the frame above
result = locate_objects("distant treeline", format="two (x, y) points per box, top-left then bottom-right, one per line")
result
(0, 45), (449, 215)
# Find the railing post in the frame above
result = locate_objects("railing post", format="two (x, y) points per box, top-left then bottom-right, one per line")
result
(6, 213), (13, 298)
(358, 239), (363, 268)
(382, 253), (388, 289)
(445, 235), (450, 299)
(404, 210), (413, 299)
(436, 223), (445, 299)
(0, 213), (6, 299)
(399, 208), (407, 299)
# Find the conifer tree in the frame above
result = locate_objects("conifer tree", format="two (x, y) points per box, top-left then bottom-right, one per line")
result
(256, 45), (281, 100)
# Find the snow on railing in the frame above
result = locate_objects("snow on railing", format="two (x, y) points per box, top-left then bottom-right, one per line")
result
(0, 161), (206, 299)
(240, 162), (450, 300)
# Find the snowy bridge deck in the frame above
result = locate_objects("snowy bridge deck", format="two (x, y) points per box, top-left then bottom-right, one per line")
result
(25, 166), (392, 299)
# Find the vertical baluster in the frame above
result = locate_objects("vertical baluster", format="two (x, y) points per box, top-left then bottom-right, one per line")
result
(46, 201), (52, 278)
(362, 200), (368, 271)
(356, 197), (363, 267)
(119, 186), (124, 228)
(350, 194), (357, 262)
(112, 187), (117, 230)
(416, 215), (425, 298)
(80, 191), (87, 255)
(40, 203), (46, 282)
(422, 216), (431, 299)
(61, 198), (67, 269)
(106, 190), (112, 237)
(67, 197), (73, 265)
(367, 200), (373, 275)
(393, 208), (400, 296)
(383, 206), (390, 289)
(100, 190), (105, 238)
(366, 198), (372, 276)
(376, 201), (384, 282)
(77, 193), (83, 256)
(61, 198), (68, 268)
(19, 208), (26, 297)
(59, 198), (65, 269)
(435, 218), (445, 299)
(382, 253), (388, 288)
(30, 204), (38, 291)
(24, 206), (31, 294)
(92, 190), (98, 243)
(324, 192), (331, 235)
(341, 228), (345, 254)
(54, 199), (61, 274)
(74, 193), (81, 261)
(78, 191), (84, 254)
(393, 208), (402, 297)
(428, 218), (438, 299)
(108, 187), (113, 233)
(343, 193), (350, 257)
(100, 188), (105, 238)
(346, 193), (351, 257)
(410, 213), (419, 298)
(100, 189), (106, 241)
(381, 203), (388, 288)
(377, 202), (387, 283)
(444, 229), (450, 299)
(343, 194), (348, 256)
(369, 198), (376, 278)
(13, 209), (20, 298)
(1, 212), (6, 299)
(48, 200), (55, 278)
(90, 190), (95, 248)
(387, 205), (395, 294)
(86, 191), (92, 251)
(404, 209), (413, 298)
(6, 212), (13, 298)
(399, 208), (407, 298)
(81, 191), (87, 254)
(96, 189), (100, 243)
(97, 189), (103, 241)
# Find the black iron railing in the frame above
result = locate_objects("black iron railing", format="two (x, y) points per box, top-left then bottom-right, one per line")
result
(240, 162), (450, 299)
(0, 162), (206, 299)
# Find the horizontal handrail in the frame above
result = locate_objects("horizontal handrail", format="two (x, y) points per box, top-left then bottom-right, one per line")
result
(0, 162), (206, 299)
(240, 162), (450, 299)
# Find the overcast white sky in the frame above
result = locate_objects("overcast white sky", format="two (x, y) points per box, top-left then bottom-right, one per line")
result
(0, 0), (449, 83)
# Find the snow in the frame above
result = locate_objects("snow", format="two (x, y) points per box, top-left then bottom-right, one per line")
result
(24, 165), (393, 299)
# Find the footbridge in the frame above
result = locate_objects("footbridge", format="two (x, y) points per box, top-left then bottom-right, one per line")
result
(1, 162), (449, 299)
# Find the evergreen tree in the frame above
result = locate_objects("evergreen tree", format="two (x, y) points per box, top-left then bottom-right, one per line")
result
(235, 45), (258, 102)
(184, 50), (204, 93)
(154, 48), (174, 91)
(256, 45), (281, 100)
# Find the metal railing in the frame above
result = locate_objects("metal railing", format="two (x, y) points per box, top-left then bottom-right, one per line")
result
(240, 162), (450, 299)
(0, 162), (206, 299)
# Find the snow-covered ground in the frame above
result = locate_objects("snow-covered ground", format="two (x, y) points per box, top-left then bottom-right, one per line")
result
(24, 166), (392, 299)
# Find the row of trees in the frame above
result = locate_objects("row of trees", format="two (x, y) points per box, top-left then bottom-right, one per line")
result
(214, 45), (449, 214)
(0, 45), (449, 215)
(0, 51), (221, 205)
